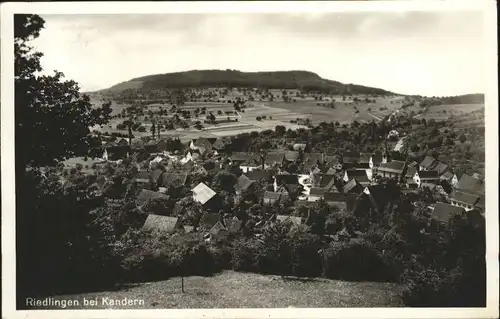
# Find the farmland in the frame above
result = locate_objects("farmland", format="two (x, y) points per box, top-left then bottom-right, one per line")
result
(416, 103), (485, 121)
(41, 271), (403, 309)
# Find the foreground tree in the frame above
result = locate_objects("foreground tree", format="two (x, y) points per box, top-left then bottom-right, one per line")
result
(15, 14), (112, 168)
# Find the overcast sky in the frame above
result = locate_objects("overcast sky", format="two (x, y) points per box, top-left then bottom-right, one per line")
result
(32, 11), (486, 96)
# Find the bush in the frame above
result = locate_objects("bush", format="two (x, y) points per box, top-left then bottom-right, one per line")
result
(321, 238), (392, 282)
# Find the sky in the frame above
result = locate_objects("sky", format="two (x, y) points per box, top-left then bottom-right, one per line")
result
(31, 11), (486, 96)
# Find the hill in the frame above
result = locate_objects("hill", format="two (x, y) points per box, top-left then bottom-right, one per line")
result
(98, 69), (396, 95)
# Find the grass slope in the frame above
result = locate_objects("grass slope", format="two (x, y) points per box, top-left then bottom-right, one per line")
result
(40, 271), (403, 309)
(100, 70), (395, 95)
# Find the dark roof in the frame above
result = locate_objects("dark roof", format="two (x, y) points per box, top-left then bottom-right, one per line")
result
(354, 176), (371, 185)
(419, 156), (437, 169)
(235, 174), (254, 193)
(318, 174), (336, 188)
(136, 189), (169, 207)
(284, 183), (300, 195)
(363, 184), (389, 212)
(476, 195), (485, 209)
(359, 153), (372, 164)
(346, 169), (368, 178)
(456, 174), (485, 194)
(418, 170), (440, 180)
(405, 166), (417, 177)
(209, 221), (227, 235)
(304, 153), (324, 165)
(378, 160), (406, 174)
(324, 192), (358, 211)
(199, 213), (220, 230)
(342, 151), (360, 163)
(432, 202), (465, 223)
(265, 152), (285, 165)
(276, 174), (299, 185)
(284, 151), (299, 162)
(158, 173), (188, 188)
(309, 187), (325, 196)
(230, 152), (257, 163)
(451, 190), (480, 206)
(343, 179), (362, 194)
(245, 170), (272, 181)
(434, 162), (449, 175)
(371, 152), (383, 165)
(440, 171), (455, 180)
(136, 170), (152, 181)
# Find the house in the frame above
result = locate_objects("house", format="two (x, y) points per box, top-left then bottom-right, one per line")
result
(197, 213), (221, 231)
(274, 173), (299, 189)
(433, 162), (449, 175)
(276, 214), (302, 226)
(317, 174), (336, 189)
(343, 179), (363, 194)
(440, 171), (459, 187)
(377, 160), (406, 180)
(136, 189), (170, 209)
(371, 151), (384, 168)
(323, 192), (358, 212)
(191, 182), (217, 205)
(135, 170), (152, 185)
(308, 187), (326, 202)
(357, 153), (373, 170)
(419, 156), (437, 171)
(224, 218), (243, 233)
(450, 190), (480, 211)
(244, 170), (273, 183)
(414, 171), (440, 188)
(456, 174), (485, 195)
(264, 152), (285, 167)
(431, 202), (466, 224)
(342, 151), (360, 169)
(235, 174), (254, 195)
(142, 214), (186, 234)
(303, 153), (324, 172)
(324, 154), (343, 170)
(189, 137), (217, 154)
(158, 173), (188, 189)
(263, 191), (288, 204)
(284, 151), (300, 163)
(102, 141), (130, 160)
(343, 170), (372, 185)
(293, 143), (308, 151)
(209, 221), (227, 236)
(230, 152), (257, 164)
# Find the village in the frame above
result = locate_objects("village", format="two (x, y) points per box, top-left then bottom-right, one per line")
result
(56, 113), (485, 241)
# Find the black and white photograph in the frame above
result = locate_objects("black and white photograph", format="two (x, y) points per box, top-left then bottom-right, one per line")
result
(1, 1), (498, 318)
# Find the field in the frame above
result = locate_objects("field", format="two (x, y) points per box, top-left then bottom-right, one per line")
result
(416, 103), (484, 121)
(41, 271), (403, 309)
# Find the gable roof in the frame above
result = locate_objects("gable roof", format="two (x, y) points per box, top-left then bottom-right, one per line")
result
(405, 166), (417, 178)
(230, 152), (257, 163)
(191, 182), (216, 205)
(419, 156), (437, 169)
(209, 221), (227, 236)
(371, 152), (383, 165)
(324, 192), (358, 211)
(284, 151), (300, 162)
(433, 162), (449, 175)
(324, 154), (341, 165)
(362, 184), (389, 212)
(136, 189), (170, 207)
(319, 174), (336, 188)
(342, 151), (360, 163)
(378, 160), (406, 174)
(456, 174), (485, 194)
(193, 137), (213, 149)
(440, 171), (455, 180)
(343, 179), (362, 194)
(359, 153), (373, 164)
(158, 173), (188, 188)
(245, 170), (272, 181)
(152, 169), (165, 184)
(199, 213), (220, 230)
(136, 170), (152, 182)
(432, 202), (465, 223)
(264, 191), (288, 202)
(224, 218), (243, 232)
(418, 170), (440, 180)
(309, 187), (326, 196)
(450, 190), (480, 206)
(142, 214), (181, 234)
(235, 174), (254, 193)
(346, 169), (368, 178)
(276, 215), (302, 225)
(265, 152), (285, 165)
(276, 174), (299, 185)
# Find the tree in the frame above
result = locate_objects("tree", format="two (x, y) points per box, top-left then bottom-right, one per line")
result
(150, 121), (156, 139)
(15, 15), (112, 168)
